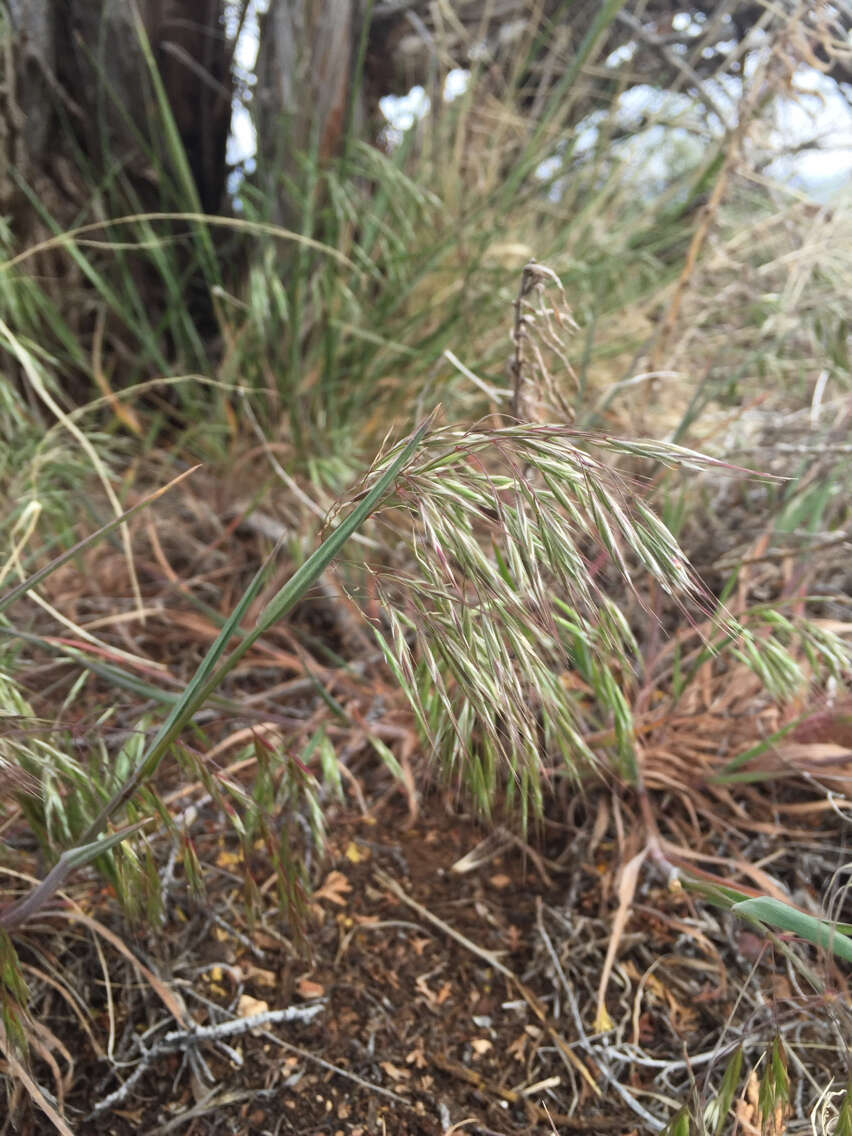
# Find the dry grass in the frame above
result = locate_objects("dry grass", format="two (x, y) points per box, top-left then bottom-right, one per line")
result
(1, 2), (851, 1131)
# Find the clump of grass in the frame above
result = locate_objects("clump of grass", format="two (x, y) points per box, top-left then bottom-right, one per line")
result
(363, 261), (848, 828)
(371, 422), (705, 820)
(369, 419), (848, 816)
(1, 0), (846, 528)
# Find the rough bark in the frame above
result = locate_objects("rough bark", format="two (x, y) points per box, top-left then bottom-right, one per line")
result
(0, 0), (232, 244)
(0, 0), (234, 387)
(254, 0), (364, 227)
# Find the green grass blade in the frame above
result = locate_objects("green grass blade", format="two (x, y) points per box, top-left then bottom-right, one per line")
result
(732, 898), (852, 963)
(112, 415), (431, 800)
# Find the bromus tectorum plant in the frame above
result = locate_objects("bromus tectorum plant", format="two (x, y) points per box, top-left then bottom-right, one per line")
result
(365, 263), (849, 831)
(370, 421), (710, 822)
(368, 423), (846, 816)
(353, 264), (850, 1131)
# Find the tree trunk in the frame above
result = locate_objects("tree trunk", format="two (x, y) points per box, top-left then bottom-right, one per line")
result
(253, 0), (365, 228)
(1, 0), (231, 240)
(0, 0), (233, 389)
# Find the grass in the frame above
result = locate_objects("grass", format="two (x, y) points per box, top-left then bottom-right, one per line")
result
(1, 2), (850, 1131)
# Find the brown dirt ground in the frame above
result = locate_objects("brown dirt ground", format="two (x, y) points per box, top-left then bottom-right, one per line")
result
(5, 772), (849, 1135)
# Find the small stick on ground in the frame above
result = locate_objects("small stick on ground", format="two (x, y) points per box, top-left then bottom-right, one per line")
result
(90, 1004), (325, 1117)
